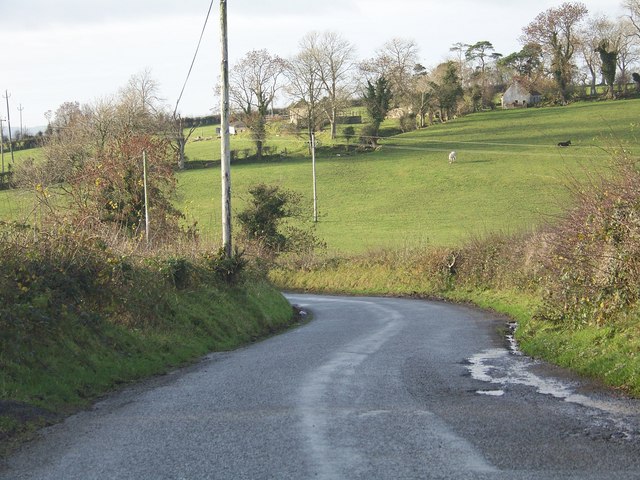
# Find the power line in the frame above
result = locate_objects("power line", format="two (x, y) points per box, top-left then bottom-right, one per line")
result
(174, 0), (215, 118)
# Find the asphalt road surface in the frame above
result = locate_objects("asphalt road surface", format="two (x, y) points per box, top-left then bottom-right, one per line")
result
(2, 294), (640, 479)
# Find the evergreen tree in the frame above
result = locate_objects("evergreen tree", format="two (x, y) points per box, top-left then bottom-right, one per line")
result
(362, 76), (392, 146)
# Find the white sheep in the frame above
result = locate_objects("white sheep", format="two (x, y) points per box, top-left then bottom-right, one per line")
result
(448, 151), (457, 164)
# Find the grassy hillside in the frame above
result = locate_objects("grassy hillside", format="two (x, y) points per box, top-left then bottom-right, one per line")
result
(177, 100), (636, 252)
(3, 100), (635, 253)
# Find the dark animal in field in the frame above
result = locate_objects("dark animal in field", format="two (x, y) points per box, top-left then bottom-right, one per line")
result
(557, 140), (571, 147)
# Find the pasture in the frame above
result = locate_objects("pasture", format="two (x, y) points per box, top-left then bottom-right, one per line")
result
(177, 100), (637, 252)
(0, 99), (636, 253)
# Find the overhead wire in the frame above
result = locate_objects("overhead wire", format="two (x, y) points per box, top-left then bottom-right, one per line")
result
(173, 0), (215, 119)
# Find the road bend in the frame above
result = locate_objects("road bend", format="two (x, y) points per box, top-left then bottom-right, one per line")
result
(2, 294), (640, 479)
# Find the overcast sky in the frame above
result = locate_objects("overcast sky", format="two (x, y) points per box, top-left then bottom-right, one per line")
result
(0, 0), (626, 129)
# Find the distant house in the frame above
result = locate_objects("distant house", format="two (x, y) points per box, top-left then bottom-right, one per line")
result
(231, 121), (247, 133)
(289, 105), (308, 126)
(386, 107), (412, 119)
(501, 82), (541, 109)
(216, 126), (236, 136)
(215, 122), (247, 137)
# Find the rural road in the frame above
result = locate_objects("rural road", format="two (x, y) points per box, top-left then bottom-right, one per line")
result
(2, 294), (640, 479)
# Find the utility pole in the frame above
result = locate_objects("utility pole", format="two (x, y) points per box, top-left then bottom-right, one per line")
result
(220, 0), (232, 257)
(3, 91), (14, 165)
(143, 151), (150, 245)
(0, 118), (4, 176)
(17, 104), (24, 138)
(311, 133), (318, 223)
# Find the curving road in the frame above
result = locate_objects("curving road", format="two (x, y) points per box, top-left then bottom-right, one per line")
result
(2, 294), (640, 479)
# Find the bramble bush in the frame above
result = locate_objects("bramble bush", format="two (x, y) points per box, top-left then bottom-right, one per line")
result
(535, 152), (640, 326)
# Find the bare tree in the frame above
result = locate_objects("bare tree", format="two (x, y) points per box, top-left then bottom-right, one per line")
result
(613, 18), (640, 91)
(578, 15), (610, 96)
(522, 2), (589, 102)
(286, 44), (324, 150)
(410, 66), (432, 128)
(117, 69), (165, 137)
(360, 37), (420, 108)
(623, 0), (640, 39)
(449, 42), (470, 86)
(124, 69), (163, 114)
(41, 101), (92, 184)
(229, 49), (286, 160)
(580, 14), (639, 97)
(304, 31), (356, 139)
(167, 114), (199, 170)
(33, 72), (169, 187)
(85, 97), (117, 153)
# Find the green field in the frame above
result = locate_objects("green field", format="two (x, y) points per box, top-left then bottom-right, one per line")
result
(1, 100), (637, 253)
(177, 100), (636, 252)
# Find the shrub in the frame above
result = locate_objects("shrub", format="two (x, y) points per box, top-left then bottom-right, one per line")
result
(359, 123), (379, 147)
(536, 154), (640, 326)
(0, 223), (119, 331)
(399, 113), (417, 133)
(160, 257), (192, 289)
(237, 183), (325, 259)
(342, 126), (356, 145)
(205, 248), (248, 284)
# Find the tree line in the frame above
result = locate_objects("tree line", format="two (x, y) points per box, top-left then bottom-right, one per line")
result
(28, 1), (640, 171)
(228, 1), (640, 155)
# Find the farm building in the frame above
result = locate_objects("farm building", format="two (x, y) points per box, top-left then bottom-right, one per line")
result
(215, 121), (247, 136)
(501, 83), (541, 109)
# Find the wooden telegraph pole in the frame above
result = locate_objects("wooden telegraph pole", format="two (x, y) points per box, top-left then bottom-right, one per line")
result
(3, 91), (14, 165)
(0, 118), (5, 176)
(17, 104), (24, 138)
(311, 133), (318, 223)
(220, 0), (232, 257)
(143, 151), (150, 245)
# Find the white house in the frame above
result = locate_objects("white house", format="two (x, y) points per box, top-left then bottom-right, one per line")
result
(501, 83), (541, 109)
(215, 122), (247, 136)
(216, 126), (236, 136)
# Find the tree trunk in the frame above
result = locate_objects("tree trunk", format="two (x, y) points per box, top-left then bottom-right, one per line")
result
(252, 114), (266, 160)
(178, 139), (186, 170)
(256, 139), (263, 160)
(330, 107), (337, 139)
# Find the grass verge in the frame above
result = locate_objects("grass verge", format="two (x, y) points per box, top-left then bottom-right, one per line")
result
(1, 266), (296, 456)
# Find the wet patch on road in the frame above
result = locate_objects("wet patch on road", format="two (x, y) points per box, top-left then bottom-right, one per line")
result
(466, 347), (640, 441)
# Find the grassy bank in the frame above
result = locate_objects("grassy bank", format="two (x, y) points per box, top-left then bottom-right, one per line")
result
(0, 225), (295, 455)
